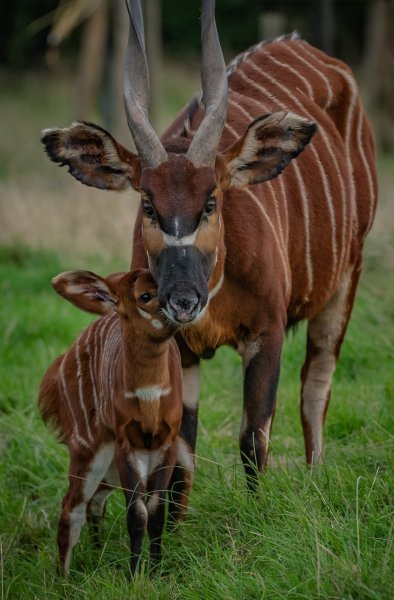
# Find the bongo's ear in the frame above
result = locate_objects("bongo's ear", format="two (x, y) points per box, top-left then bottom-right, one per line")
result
(42, 121), (141, 191)
(222, 111), (317, 187)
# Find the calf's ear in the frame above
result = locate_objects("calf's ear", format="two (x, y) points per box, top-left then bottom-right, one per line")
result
(52, 271), (118, 315)
(223, 111), (317, 187)
(41, 121), (140, 191)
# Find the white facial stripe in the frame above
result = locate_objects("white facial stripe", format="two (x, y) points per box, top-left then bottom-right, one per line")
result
(125, 385), (171, 401)
(208, 273), (224, 301)
(137, 307), (152, 320)
(162, 229), (198, 247)
(137, 307), (164, 330)
(151, 319), (164, 329)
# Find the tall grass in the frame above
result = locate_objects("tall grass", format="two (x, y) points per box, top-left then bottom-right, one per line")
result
(0, 241), (392, 599)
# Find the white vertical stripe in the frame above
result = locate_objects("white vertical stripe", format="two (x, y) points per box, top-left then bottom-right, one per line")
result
(227, 95), (290, 288)
(224, 121), (238, 140)
(294, 44), (349, 275)
(264, 50), (314, 99)
(59, 355), (90, 450)
(244, 187), (291, 299)
(96, 315), (114, 423)
(277, 175), (290, 251)
(291, 161), (314, 296)
(228, 90), (254, 125)
(84, 325), (100, 426)
(283, 41), (333, 110)
(75, 336), (94, 444)
(297, 42), (359, 239)
(236, 69), (314, 294)
(247, 59), (340, 289)
(266, 179), (287, 255)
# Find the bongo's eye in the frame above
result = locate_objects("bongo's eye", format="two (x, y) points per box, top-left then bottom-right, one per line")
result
(140, 293), (153, 304)
(204, 196), (216, 216)
(142, 199), (156, 220)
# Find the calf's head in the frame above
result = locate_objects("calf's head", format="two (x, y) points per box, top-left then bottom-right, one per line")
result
(42, 0), (316, 324)
(52, 268), (174, 340)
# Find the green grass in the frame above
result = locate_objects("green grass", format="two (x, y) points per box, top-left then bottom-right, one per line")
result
(0, 243), (393, 599)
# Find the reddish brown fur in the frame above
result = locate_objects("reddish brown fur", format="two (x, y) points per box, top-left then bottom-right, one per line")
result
(42, 35), (377, 486)
(39, 269), (184, 573)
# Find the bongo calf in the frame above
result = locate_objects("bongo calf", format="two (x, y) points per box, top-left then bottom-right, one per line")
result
(39, 269), (185, 574)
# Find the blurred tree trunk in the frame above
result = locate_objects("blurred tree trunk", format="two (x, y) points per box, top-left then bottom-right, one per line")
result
(76, 0), (108, 119)
(108, 0), (130, 147)
(143, 0), (162, 132)
(363, 0), (394, 152)
(313, 0), (335, 55)
(74, 0), (162, 145)
(259, 12), (286, 41)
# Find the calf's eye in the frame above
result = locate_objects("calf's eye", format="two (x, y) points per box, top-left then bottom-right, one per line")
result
(140, 293), (153, 303)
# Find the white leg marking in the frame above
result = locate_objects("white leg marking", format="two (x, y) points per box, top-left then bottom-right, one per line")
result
(258, 416), (273, 454)
(240, 339), (261, 372)
(302, 272), (352, 463)
(90, 488), (111, 517)
(176, 438), (195, 474)
(136, 498), (148, 523)
(302, 353), (336, 463)
(83, 442), (115, 500)
(104, 460), (121, 488)
(182, 364), (200, 410)
(130, 448), (165, 484)
(147, 492), (160, 516)
(64, 503), (87, 573)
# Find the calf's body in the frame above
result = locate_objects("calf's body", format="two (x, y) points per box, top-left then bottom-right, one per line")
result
(39, 270), (186, 573)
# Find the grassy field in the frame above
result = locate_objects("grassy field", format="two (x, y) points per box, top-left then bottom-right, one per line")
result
(0, 69), (393, 598)
(0, 233), (393, 599)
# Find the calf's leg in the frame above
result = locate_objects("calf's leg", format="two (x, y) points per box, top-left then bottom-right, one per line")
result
(58, 442), (114, 572)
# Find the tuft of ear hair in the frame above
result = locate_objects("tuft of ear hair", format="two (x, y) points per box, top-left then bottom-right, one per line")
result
(225, 111), (317, 187)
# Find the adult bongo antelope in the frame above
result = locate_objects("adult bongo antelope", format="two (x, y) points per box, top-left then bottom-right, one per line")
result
(42, 0), (377, 492)
(39, 269), (185, 573)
